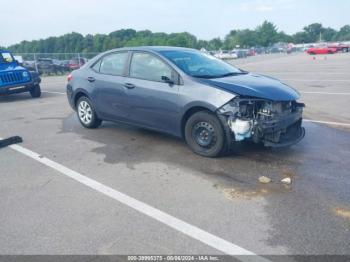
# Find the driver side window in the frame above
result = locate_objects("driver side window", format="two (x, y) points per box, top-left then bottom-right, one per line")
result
(130, 52), (172, 82)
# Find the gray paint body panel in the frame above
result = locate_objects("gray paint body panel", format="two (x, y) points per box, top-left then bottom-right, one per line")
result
(67, 47), (299, 138)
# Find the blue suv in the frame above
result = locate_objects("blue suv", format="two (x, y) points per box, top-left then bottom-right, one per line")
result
(0, 50), (41, 97)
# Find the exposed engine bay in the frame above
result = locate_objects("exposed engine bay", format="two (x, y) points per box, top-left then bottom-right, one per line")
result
(217, 97), (305, 147)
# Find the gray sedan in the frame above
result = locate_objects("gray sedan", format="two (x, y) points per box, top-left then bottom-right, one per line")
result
(66, 47), (305, 157)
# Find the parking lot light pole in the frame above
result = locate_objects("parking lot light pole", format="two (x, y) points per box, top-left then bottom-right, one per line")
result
(77, 53), (81, 69)
(33, 53), (39, 73)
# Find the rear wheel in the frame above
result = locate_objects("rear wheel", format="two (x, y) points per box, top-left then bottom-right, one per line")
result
(184, 111), (225, 157)
(29, 84), (41, 98)
(76, 96), (102, 128)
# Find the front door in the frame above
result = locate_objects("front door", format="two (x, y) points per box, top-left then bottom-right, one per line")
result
(123, 52), (181, 134)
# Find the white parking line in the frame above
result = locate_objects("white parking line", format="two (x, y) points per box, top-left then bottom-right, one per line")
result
(282, 79), (350, 82)
(42, 91), (66, 95)
(300, 91), (350, 95)
(262, 72), (349, 75)
(41, 81), (68, 84)
(304, 119), (350, 127)
(4, 140), (270, 262)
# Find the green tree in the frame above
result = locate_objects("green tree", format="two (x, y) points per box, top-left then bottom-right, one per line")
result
(303, 23), (324, 42)
(5, 23), (350, 54)
(322, 27), (337, 41)
(255, 21), (279, 46)
(208, 38), (223, 50)
(277, 31), (293, 43)
(335, 25), (350, 41)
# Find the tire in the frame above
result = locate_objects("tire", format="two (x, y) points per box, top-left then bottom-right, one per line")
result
(184, 111), (226, 157)
(76, 96), (102, 128)
(29, 84), (41, 98)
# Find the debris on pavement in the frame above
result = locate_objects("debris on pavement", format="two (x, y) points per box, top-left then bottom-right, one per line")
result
(259, 176), (271, 184)
(333, 207), (350, 220)
(0, 136), (23, 149)
(281, 177), (292, 185)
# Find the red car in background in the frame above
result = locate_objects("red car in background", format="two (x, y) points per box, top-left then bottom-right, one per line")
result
(68, 58), (87, 70)
(306, 47), (337, 55)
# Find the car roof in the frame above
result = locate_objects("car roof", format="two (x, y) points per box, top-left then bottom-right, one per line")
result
(105, 46), (197, 54)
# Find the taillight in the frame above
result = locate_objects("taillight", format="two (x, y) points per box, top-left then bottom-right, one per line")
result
(67, 74), (72, 82)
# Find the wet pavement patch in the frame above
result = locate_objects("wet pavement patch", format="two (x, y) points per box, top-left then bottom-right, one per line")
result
(222, 183), (293, 201)
(223, 188), (269, 200)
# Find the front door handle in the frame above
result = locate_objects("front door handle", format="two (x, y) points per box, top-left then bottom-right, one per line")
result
(87, 77), (95, 82)
(124, 83), (135, 89)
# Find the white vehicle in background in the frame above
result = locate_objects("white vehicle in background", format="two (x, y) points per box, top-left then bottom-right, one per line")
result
(13, 55), (24, 64)
(214, 50), (238, 60)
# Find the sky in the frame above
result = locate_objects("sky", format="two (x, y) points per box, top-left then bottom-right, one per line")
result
(0, 0), (349, 47)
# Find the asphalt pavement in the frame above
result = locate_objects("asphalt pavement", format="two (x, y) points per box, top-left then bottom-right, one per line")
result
(0, 52), (349, 260)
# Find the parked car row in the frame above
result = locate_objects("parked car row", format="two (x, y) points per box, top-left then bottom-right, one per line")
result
(203, 49), (256, 60)
(16, 57), (88, 75)
(306, 44), (349, 55)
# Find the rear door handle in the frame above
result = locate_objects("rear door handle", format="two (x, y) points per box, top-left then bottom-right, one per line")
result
(124, 83), (135, 89)
(87, 77), (95, 82)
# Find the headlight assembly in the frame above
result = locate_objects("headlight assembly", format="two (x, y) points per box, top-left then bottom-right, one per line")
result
(22, 71), (29, 78)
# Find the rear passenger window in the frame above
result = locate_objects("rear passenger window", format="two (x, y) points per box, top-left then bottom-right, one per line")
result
(130, 52), (172, 82)
(99, 52), (128, 76)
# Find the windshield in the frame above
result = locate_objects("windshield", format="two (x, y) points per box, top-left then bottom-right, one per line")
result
(160, 50), (246, 78)
(0, 52), (14, 64)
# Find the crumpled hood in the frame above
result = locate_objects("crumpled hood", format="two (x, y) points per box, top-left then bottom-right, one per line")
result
(0, 63), (27, 73)
(200, 73), (300, 101)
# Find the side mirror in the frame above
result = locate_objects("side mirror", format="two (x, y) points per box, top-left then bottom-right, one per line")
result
(161, 76), (174, 85)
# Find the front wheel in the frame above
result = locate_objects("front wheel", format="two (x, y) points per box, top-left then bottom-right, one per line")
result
(184, 111), (226, 157)
(76, 96), (102, 128)
(29, 84), (41, 98)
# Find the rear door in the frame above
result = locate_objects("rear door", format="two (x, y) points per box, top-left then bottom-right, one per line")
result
(122, 51), (181, 134)
(91, 51), (130, 121)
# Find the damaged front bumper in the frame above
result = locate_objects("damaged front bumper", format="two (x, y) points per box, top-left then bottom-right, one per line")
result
(217, 98), (305, 148)
(254, 117), (305, 148)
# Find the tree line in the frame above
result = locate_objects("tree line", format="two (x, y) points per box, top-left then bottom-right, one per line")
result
(5, 21), (350, 54)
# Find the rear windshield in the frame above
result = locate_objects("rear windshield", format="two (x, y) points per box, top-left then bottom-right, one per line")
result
(0, 52), (14, 64)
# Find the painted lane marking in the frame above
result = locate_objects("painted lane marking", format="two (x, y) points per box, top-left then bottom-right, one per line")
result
(304, 119), (350, 127)
(260, 72), (349, 75)
(282, 79), (350, 82)
(300, 91), (350, 95)
(42, 91), (66, 95)
(5, 141), (270, 262)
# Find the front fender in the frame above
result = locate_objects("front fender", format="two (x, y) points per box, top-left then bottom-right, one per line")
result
(29, 71), (41, 84)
